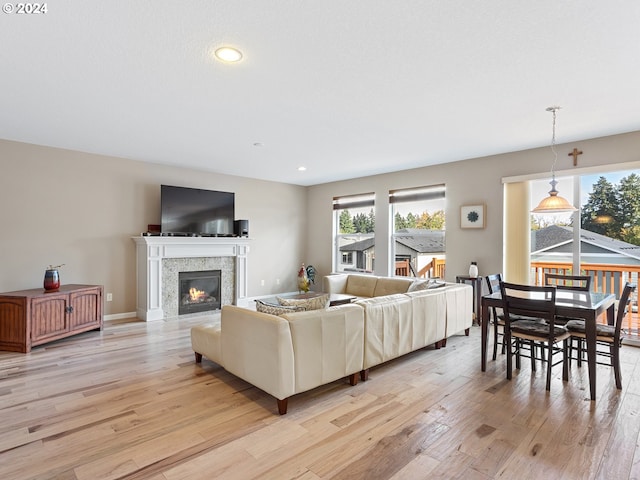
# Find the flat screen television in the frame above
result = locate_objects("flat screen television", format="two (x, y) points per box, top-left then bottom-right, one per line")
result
(161, 185), (235, 236)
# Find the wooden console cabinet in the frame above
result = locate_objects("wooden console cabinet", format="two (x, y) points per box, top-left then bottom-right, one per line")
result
(0, 284), (103, 352)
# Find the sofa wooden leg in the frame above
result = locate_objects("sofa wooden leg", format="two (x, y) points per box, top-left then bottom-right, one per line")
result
(465, 328), (470, 336)
(194, 352), (203, 363)
(441, 338), (447, 347)
(348, 373), (358, 386)
(360, 369), (369, 382)
(277, 398), (288, 415)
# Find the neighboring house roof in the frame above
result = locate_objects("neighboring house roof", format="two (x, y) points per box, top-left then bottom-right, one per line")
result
(532, 225), (640, 261)
(339, 229), (445, 254)
(340, 237), (375, 253)
(395, 229), (445, 254)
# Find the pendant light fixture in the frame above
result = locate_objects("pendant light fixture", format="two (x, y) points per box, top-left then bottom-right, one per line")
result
(532, 106), (577, 213)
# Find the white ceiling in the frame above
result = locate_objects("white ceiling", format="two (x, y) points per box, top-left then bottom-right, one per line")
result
(2, 1), (640, 186)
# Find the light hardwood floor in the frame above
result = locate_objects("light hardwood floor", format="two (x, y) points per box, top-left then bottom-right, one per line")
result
(2, 314), (640, 480)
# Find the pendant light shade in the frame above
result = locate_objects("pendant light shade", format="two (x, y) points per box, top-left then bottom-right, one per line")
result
(532, 106), (577, 214)
(532, 178), (577, 213)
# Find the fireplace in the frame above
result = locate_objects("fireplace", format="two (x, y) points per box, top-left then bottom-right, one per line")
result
(133, 236), (249, 321)
(178, 270), (221, 315)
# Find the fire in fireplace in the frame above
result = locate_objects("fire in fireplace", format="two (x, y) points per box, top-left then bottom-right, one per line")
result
(178, 270), (221, 315)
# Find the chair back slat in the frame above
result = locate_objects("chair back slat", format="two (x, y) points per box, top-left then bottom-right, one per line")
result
(544, 273), (591, 292)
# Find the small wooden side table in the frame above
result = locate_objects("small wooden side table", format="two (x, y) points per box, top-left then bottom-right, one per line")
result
(456, 275), (484, 325)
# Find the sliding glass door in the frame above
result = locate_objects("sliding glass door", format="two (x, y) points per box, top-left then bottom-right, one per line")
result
(530, 168), (640, 336)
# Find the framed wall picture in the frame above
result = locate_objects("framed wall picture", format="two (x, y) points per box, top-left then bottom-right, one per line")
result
(460, 204), (485, 229)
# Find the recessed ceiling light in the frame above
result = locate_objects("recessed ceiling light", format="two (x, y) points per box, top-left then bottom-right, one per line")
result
(298, 166), (307, 172)
(214, 46), (243, 63)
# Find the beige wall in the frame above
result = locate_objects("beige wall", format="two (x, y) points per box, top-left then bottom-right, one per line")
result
(0, 139), (307, 315)
(306, 131), (640, 284)
(2, 131), (639, 317)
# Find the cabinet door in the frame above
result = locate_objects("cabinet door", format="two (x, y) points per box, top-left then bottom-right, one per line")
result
(69, 288), (103, 330)
(0, 297), (28, 351)
(31, 293), (69, 342)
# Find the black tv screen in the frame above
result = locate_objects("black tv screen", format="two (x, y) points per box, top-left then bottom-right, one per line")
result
(161, 185), (235, 236)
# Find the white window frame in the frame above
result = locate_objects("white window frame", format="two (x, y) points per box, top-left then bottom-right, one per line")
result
(332, 193), (376, 274)
(389, 184), (446, 278)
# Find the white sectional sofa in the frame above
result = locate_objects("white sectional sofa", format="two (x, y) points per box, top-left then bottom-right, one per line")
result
(191, 303), (364, 415)
(325, 274), (472, 378)
(191, 274), (472, 414)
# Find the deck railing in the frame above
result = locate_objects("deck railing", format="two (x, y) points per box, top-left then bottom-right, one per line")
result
(416, 257), (446, 279)
(395, 257), (446, 279)
(531, 261), (640, 335)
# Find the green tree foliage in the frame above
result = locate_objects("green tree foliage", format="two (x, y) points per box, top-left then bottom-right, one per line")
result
(339, 209), (355, 234)
(394, 210), (445, 230)
(367, 209), (376, 232)
(353, 209), (375, 233)
(395, 212), (408, 230)
(339, 209), (375, 234)
(580, 173), (640, 245)
(581, 176), (619, 237)
(617, 173), (640, 243)
(416, 210), (445, 230)
(621, 225), (640, 246)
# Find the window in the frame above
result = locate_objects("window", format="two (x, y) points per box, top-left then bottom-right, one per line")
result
(333, 193), (376, 273)
(390, 184), (446, 278)
(530, 169), (639, 308)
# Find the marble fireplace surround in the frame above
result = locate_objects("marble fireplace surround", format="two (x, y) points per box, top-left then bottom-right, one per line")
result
(133, 236), (250, 321)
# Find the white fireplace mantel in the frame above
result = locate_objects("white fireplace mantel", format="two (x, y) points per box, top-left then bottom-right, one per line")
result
(133, 236), (250, 321)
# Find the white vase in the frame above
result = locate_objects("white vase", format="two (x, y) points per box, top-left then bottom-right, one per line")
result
(469, 262), (478, 278)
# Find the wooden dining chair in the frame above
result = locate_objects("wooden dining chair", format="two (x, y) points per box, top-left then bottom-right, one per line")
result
(500, 281), (571, 391)
(544, 273), (592, 326)
(485, 274), (505, 360)
(486, 274), (544, 361)
(565, 282), (636, 389)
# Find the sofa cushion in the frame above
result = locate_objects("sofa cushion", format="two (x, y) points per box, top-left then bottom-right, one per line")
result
(345, 274), (378, 298)
(323, 274), (349, 295)
(221, 305), (296, 401)
(405, 288), (447, 349)
(373, 277), (413, 297)
(276, 294), (330, 311)
(191, 323), (223, 365)
(282, 304), (364, 392)
(255, 299), (304, 316)
(357, 293), (414, 368)
(443, 284), (473, 336)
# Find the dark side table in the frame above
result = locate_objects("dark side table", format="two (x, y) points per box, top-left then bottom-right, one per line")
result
(456, 275), (484, 325)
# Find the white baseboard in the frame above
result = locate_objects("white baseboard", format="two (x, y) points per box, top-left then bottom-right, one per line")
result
(105, 311), (137, 321)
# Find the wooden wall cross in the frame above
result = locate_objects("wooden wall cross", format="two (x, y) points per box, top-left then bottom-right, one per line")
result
(568, 147), (583, 166)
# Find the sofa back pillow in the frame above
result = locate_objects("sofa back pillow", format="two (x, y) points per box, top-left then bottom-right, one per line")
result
(276, 294), (330, 311)
(407, 278), (446, 292)
(255, 299), (304, 316)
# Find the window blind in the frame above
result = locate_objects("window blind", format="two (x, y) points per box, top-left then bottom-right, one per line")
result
(332, 193), (375, 210)
(389, 184), (445, 204)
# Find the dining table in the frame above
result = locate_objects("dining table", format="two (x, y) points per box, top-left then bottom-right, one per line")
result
(481, 289), (617, 401)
